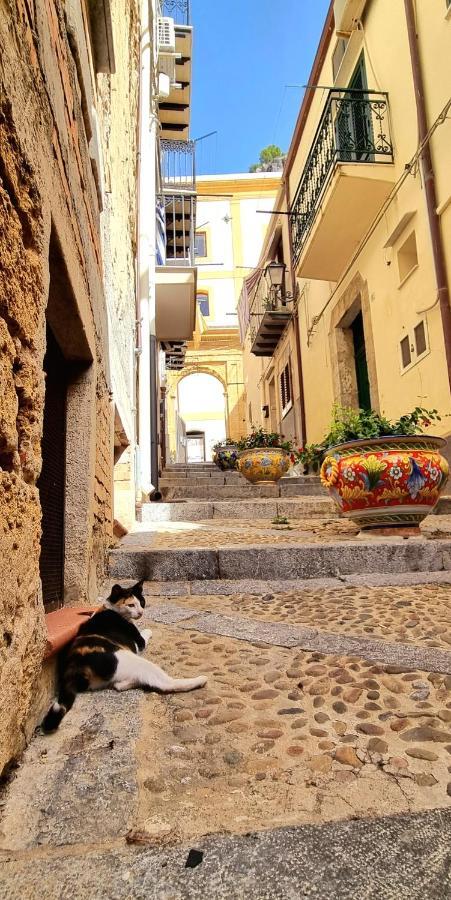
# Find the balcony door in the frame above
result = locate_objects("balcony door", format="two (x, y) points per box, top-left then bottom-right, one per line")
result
(336, 55), (373, 162)
(351, 311), (371, 411)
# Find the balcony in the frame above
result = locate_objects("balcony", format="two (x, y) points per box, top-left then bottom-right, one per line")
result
(290, 90), (394, 281)
(158, 2), (192, 141)
(248, 272), (291, 357)
(156, 139), (196, 342)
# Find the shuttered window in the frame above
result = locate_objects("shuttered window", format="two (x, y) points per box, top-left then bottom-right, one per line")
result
(280, 361), (292, 417)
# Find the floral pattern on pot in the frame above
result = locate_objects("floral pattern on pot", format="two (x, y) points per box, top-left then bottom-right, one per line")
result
(320, 436), (449, 529)
(212, 447), (239, 471)
(237, 447), (291, 484)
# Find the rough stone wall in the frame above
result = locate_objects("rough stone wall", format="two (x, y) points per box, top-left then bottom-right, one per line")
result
(0, 0), (131, 772)
(0, 96), (47, 773)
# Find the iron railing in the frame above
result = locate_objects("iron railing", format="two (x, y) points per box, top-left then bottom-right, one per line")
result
(290, 90), (393, 263)
(157, 193), (196, 266)
(161, 0), (190, 25)
(160, 139), (196, 193)
(248, 271), (291, 353)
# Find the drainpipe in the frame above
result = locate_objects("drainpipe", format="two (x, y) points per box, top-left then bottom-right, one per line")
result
(284, 179), (307, 445)
(136, 0), (160, 497)
(404, 0), (451, 394)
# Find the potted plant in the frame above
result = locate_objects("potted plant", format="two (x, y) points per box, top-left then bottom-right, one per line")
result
(236, 427), (296, 484)
(296, 442), (325, 474)
(318, 405), (449, 530)
(212, 438), (239, 471)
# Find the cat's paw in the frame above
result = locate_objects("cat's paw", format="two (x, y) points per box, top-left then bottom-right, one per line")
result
(140, 628), (153, 647)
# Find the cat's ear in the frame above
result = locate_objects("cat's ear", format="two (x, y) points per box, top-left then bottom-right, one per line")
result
(109, 584), (124, 604)
(132, 579), (146, 608)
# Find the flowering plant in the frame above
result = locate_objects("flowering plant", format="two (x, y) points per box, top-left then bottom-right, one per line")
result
(237, 427), (295, 454)
(212, 438), (238, 452)
(294, 405), (442, 472)
(324, 405), (441, 447)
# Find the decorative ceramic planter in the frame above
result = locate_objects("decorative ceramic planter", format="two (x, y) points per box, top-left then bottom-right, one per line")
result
(212, 446), (239, 471)
(238, 447), (291, 484)
(320, 435), (449, 529)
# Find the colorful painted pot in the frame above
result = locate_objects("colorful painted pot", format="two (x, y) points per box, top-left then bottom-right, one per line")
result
(237, 447), (291, 484)
(320, 435), (449, 529)
(212, 446), (239, 471)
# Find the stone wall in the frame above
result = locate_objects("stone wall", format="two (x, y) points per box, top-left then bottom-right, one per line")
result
(0, 0), (136, 773)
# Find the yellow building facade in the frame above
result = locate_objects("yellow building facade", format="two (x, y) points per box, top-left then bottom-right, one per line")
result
(240, 0), (451, 455)
(165, 172), (280, 462)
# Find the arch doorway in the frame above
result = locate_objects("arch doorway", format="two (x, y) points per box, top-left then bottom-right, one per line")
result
(178, 372), (226, 462)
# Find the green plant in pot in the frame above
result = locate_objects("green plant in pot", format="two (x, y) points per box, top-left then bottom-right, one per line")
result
(236, 427), (296, 484)
(317, 405), (448, 530)
(212, 438), (239, 471)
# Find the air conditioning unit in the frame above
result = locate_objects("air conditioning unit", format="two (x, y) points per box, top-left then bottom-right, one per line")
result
(157, 16), (178, 85)
(334, 0), (367, 34)
(158, 17), (176, 53)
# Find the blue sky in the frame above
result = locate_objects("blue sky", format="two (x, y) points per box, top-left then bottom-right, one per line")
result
(190, 0), (330, 175)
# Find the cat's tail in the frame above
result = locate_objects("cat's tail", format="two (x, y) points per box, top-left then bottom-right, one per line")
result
(41, 674), (88, 732)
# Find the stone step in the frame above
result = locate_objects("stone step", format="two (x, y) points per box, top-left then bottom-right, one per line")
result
(161, 481), (326, 500)
(108, 537), (451, 582)
(138, 496), (336, 522)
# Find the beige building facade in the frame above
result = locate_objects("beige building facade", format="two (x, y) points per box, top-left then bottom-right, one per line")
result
(165, 173), (280, 462)
(240, 0), (451, 452)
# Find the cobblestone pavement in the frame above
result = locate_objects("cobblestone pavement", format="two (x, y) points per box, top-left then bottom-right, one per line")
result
(162, 583), (451, 652)
(124, 514), (451, 549)
(2, 582), (451, 896)
(132, 620), (451, 842)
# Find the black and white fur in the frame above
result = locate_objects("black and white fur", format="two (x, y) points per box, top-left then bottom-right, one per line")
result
(42, 580), (207, 732)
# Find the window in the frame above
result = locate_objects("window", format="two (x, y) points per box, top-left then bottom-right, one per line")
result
(414, 320), (427, 356)
(400, 319), (429, 372)
(195, 231), (207, 258)
(280, 361), (292, 416)
(400, 335), (411, 369)
(196, 292), (210, 317)
(397, 231), (418, 284)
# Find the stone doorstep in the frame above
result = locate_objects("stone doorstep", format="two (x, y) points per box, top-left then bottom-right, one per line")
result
(108, 538), (451, 582)
(44, 607), (99, 658)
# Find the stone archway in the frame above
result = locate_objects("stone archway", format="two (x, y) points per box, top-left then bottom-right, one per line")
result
(176, 372), (227, 462)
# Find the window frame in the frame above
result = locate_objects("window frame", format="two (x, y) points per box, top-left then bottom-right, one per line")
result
(194, 231), (208, 259)
(280, 360), (293, 418)
(399, 319), (430, 374)
(196, 291), (210, 318)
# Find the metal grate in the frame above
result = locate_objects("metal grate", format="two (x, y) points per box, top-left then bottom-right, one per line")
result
(38, 326), (67, 610)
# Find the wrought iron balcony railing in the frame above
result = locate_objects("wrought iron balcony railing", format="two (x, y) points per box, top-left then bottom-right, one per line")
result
(248, 272), (291, 356)
(160, 139), (195, 194)
(290, 90), (393, 264)
(157, 193), (196, 266)
(161, 0), (190, 25)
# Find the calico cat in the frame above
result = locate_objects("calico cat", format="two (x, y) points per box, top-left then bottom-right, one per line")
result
(42, 580), (207, 732)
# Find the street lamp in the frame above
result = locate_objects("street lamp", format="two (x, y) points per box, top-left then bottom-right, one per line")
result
(264, 260), (286, 291)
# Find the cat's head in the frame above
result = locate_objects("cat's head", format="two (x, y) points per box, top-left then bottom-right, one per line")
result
(104, 580), (146, 620)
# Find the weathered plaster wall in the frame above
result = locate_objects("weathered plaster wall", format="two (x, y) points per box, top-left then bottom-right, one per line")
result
(0, 0), (132, 772)
(97, 0), (140, 528)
